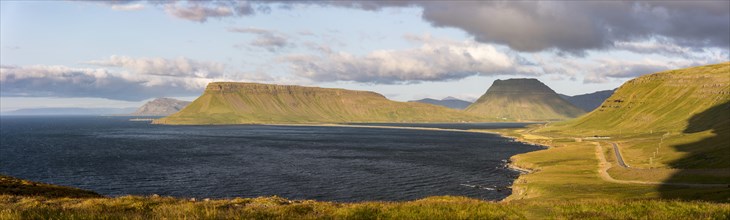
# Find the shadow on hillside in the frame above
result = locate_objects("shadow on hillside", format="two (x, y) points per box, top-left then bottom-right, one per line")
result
(658, 100), (730, 202)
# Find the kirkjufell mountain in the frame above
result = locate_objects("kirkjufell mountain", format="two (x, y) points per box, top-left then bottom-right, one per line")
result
(466, 78), (586, 121)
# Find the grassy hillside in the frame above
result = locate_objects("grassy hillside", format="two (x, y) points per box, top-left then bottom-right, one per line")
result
(155, 82), (494, 125)
(540, 62), (730, 169)
(466, 78), (586, 121)
(543, 62), (729, 135)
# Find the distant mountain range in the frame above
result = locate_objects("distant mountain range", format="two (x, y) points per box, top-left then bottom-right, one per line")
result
(465, 78), (586, 121)
(154, 82), (494, 125)
(131, 98), (191, 116)
(1, 107), (137, 116)
(410, 96), (472, 110)
(559, 90), (615, 112)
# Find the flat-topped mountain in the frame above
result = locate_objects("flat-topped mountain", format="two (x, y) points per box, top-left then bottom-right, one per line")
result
(131, 98), (191, 116)
(154, 82), (493, 124)
(410, 97), (472, 110)
(465, 78), (586, 121)
(559, 89), (615, 112)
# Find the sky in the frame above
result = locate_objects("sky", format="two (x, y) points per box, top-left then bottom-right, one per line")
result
(1, 0), (728, 111)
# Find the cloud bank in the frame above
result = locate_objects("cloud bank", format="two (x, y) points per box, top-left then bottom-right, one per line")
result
(0, 56), (285, 101)
(86, 56), (226, 78)
(281, 37), (541, 84)
(0, 65), (207, 101)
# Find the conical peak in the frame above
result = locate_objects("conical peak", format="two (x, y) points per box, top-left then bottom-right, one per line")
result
(487, 78), (555, 94)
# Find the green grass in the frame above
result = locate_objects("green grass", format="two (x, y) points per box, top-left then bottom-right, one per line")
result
(155, 82), (497, 125)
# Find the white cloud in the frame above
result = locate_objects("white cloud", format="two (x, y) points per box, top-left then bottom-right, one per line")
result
(228, 27), (291, 51)
(280, 38), (542, 84)
(613, 39), (694, 56)
(163, 1), (254, 22)
(86, 56), (226, 78)
(111, 3), (145, 11)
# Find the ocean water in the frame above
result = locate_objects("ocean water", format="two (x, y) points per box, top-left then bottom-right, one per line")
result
(0, 116), (541, 201)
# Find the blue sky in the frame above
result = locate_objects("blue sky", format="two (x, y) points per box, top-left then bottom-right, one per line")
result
(1, 1), (728, 111)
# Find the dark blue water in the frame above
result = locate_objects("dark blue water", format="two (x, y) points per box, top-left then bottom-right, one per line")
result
(0, 116), (540, 201)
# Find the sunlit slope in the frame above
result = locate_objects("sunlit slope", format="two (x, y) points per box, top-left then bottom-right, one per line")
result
(541, 62), (730, 168)
(155, 82), (494, 124)
(543, 62), (730, 135)
(466, 78), (586, 121)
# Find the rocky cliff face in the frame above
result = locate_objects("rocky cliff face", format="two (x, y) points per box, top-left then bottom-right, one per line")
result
(131, 98), (191, 116)
(155, 82), (493, 124)
(466, 78), (586, 121)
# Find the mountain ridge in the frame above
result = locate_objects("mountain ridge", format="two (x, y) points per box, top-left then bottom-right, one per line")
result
(410, 97), (472, 110)
(155, 82), (494, 124)
(559, 90), (615, 112)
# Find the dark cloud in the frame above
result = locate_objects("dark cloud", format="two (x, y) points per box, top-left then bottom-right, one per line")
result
(420, 1), (728, 52)
(269, 1), (730, 53)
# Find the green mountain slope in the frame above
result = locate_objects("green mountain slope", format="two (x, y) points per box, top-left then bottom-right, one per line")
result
(154, 82), (494, 124)
(465, 78), (586, 121)
(544, 62), (729, 135)
(541, 62), (730, 168)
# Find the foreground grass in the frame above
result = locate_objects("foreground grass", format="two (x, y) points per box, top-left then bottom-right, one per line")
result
(1, 195), (728, 220)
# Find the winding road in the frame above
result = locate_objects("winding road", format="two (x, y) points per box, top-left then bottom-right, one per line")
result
(594, 142), (727, 187)
(611, 142), (629, 168)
